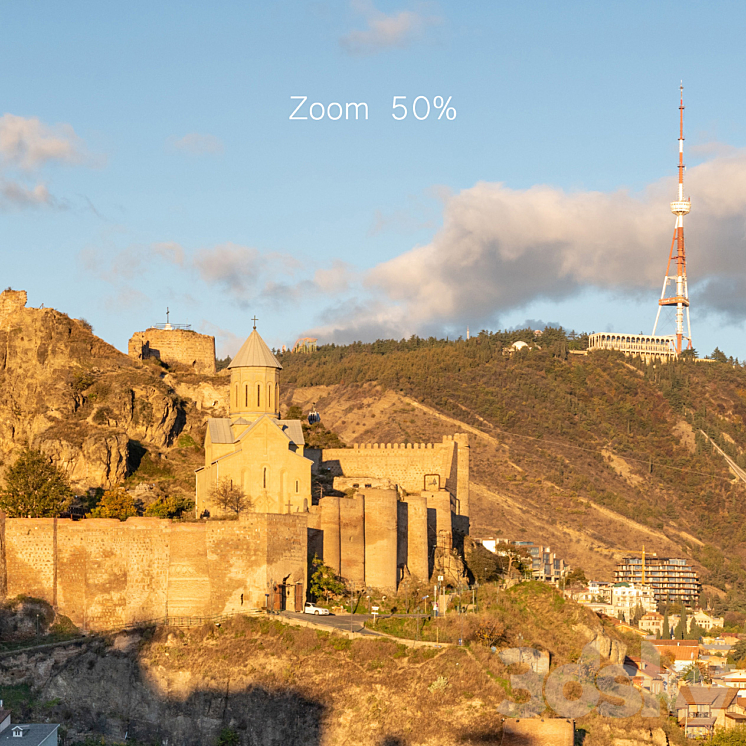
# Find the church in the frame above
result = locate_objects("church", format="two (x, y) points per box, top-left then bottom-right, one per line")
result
(195, 324), (312, 516)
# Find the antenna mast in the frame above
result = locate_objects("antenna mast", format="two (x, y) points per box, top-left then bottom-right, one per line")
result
(652, 84), (692, 354)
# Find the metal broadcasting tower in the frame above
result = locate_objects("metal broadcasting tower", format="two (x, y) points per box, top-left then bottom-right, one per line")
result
(652, 84), (692, 354)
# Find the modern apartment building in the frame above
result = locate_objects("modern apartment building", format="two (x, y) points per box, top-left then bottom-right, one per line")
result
(615, 555), (701, 608)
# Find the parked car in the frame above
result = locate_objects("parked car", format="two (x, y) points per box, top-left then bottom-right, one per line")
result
(304, 602), (330, 616)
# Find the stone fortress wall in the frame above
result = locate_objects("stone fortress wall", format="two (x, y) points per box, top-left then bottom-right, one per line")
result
(129, 328), (216, 374)
(0, 513), (306, 630)
(308, 435), (471, 589)
(0, 289), (27, 324)
(319, 434), (470, 516)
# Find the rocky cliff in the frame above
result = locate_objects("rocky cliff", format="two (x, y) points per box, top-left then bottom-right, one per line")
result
(0, 289), (216, 491)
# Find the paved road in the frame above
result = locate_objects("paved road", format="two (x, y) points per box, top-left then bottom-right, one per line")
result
(280, 611), (380, 635)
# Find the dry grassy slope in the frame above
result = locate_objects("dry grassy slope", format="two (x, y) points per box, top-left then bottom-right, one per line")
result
(285, 382), (709, 581)
(0, 600), (682, 746)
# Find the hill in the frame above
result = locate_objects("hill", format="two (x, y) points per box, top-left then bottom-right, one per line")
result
(0, 296), (222, 505)
(2, 298), (746, 615)
(0, 592), (682, 746)
(277, 330), (746, 616)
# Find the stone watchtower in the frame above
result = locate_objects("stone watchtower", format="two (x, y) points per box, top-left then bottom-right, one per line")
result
(227, 324), (282, 419)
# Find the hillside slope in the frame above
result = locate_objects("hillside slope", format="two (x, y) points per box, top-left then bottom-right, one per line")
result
(0, 598), (679, 746)
(278, 332), (746, 612)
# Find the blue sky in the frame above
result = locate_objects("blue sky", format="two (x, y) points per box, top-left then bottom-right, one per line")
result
(2, 1), (746, 357)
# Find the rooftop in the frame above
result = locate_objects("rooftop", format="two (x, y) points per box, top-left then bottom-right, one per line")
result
(228, 328), (282, 370)
(0, 724), (59, 745)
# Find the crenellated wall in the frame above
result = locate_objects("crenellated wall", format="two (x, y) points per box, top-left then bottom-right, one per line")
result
(1, 513), (307, 629)
(320, 434), (469, 517)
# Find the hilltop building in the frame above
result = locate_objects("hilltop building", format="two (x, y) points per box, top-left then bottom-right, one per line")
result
(615, 554), (701, 608)
(588, 86), (694, 362)
(0, 321), (470, 628)
(195, 327), (312, 515)
(129, 313), (216, 374)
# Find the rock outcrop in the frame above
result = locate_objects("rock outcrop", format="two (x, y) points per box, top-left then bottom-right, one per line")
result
(0, 289), (199, 490)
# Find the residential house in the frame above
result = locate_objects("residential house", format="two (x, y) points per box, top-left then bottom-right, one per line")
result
(676, 685), (741, 738)
(721, 670), (746, 695)
(639, 611), (664, 636)
(623, 656), (667, 695)
(650, 640), (700, 673)
(610, 583), (657, 623)
(0, 700), (58, 746)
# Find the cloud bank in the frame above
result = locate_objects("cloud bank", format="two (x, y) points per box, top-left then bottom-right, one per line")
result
(311, 148), (746, 342)
(80, 147), (746, 346)
(340, 0), (440, 55)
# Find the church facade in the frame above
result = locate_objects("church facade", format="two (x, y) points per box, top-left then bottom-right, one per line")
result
(195, 327), (313, 516)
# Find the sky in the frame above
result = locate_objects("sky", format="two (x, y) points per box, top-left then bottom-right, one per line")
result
(2, 1), (746, 358)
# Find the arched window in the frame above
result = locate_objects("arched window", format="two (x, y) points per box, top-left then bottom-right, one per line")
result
(263, 467), (268, 489)
(295, 480), (299, 493)
(234, 384), (238, 407)
(257, 383), (261, 408)
(275, 383), (279, 407)
(244, 384), (248, 408)
(267, 383), (272, 410)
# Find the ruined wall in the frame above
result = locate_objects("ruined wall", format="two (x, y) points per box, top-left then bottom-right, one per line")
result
(321, 435), (469, 516)
(128, 328), (216, 374)
(0, 289), (27, 324)
(2, 514), (307, 629)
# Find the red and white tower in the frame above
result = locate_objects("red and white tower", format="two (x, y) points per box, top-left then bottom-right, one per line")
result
(652, 84), (692, 354)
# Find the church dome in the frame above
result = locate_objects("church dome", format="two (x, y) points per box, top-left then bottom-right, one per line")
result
(228, 328), (282, 369)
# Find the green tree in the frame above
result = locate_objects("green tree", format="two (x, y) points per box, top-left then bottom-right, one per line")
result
(674, 607), (688, 639)
(0, 449), (72, 517)
(631, 602), (646, 626)
(89, 487), (138, 520)
(711, 347), (728, 363)
(662, 609), (670, 639)
(309, 555), (346, 603)
(730, 639), (746, 666)
(215, 729), (239, 746)
(710, 724), (746, 745)
(144, 494), (195, 519)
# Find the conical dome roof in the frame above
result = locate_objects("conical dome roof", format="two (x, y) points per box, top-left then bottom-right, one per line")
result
(228, 329), (282, 369)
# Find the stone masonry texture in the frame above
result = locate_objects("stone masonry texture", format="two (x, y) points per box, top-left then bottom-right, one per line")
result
(128, 328), (216, 374)
(2, 514), (307, 629)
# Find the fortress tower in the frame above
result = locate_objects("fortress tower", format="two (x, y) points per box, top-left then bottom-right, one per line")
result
(652, 84), (693, 354)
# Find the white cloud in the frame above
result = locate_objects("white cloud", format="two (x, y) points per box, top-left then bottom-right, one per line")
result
(309, 148), (746, 342)
(340, 0), (440, 55)
(0, 114), (88, 170)
(152, 241), (185, 266)
(0, 113), (94, 211)
(169, 132), (223, 155)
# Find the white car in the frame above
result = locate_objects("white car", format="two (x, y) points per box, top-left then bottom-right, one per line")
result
(304, 602), (330, 615)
